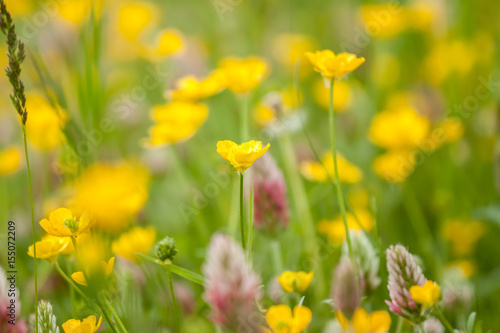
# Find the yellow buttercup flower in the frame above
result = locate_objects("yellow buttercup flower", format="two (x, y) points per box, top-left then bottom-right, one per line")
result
(169, 73), (225, 101)
(359, 5), (407, 38)
(58, 0), (102, 25)
(42, 234), (75, 255)
(442, 220), (485, 256)
(300, 152), (362, 184)
(318, 210), (373, 244)
(73, 162), (149, 233)
(337, 308), (391, 333)
(253, 89), (296, 128)
(426, 39), (477, 85)
(118, 2), (156, 41)
(39, 208), (93, 238)
(76, 234), (108, 267)
(409, 281), (441, 308)
(0, 146), (21, 176)
(265, 305), (312, 333)
(305, 50), (365, 81)
(277, 271), (314, 293)
(25, 95), (66, 151)
(217, 56), (268, 94)
(255, 103), (277, 128)
(3, 0), (33, 16)
(71, 257), (115, 286)
(272, 34), (317, 70)
(112, 226), (156, 262)
(146, 101), (209, 146)
(446, 260), (477, 278)
(312, 79), (352, 112)
(369, 106), (430, 150)
(216, 140), (270, 173)
(154, 29), (183, 56)
(62, 315), (102, 333)
(372, 149), (415, 183)
(28, 236), (70, 263)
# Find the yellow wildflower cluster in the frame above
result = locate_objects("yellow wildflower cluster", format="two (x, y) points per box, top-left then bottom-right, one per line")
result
(146, 101), (209, 146)
(217, 56), (268, 94)
(318, 209), (373, 244)
(0, 146), (21, 176)
(112, 226), (157, 262)
(359, 2), (439, 39)
(301, 151), (363, 184)
(442, 220), (486, 257)
(25, 95), (67, 151)
(72, 162), (149, 233)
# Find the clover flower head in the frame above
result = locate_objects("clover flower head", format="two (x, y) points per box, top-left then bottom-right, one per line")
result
(386, 244), (430, 323)
(251, 154), (289, 234)
(330, 257), (364, 317)
(341, 231), (381, 294)
(202, 234), (262, 331)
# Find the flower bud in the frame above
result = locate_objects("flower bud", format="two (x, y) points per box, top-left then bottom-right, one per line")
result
(155, 236), (178, 262)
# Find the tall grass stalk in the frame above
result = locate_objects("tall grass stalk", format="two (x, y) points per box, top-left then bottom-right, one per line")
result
(239, 173), (246, 250)
(0, 2), (38, 330)
(23, 125), (38, 331)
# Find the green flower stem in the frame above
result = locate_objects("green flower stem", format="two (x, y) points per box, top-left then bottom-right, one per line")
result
(270, 239), (288, 305)
(170, 145), (210, 242)
(64, 259), (78, 315)
(101, 293), (128, 333)
(370, 196), (381, 254)
(54, 263), (87, 299)
(270, 240), (284, 273)
(22, 125), (38, 330)
(71, 236), (90, 283)
(278, 134), (325, 299)
(434, 306), (455, 333)
(328, 77), (352, 256)
(403, 184), (439, 266)
(166, 266), (180, 329)
(94, 294), (120, 333)
(239, 173), (246, 250)
(247, 184), (254, 261)
(55, 263), (123, 333)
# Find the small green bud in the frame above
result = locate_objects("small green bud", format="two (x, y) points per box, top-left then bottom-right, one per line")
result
(64, 217), (79, 233)
(155, 236), (178, 262)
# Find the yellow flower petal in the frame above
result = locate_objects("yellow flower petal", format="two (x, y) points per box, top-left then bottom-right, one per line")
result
(409, 281), (441, 308)
(369, 311), (392, 332)
(71, 272), (87, 286)
(292, 305), (312, 332)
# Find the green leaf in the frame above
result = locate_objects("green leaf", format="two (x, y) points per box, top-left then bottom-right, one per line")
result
(168, 264), (205, 286)
(467, 312), (476, 333)
(135, 253), (205, 286)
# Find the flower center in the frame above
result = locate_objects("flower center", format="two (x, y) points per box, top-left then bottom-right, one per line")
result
(64, 217), (79, 233)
